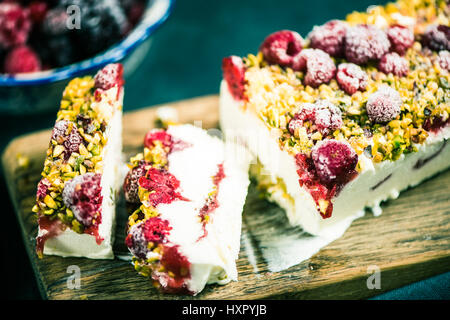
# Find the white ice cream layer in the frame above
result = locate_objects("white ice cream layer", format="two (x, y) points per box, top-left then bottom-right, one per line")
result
(40, 87), (123, 259)
(156, 124), (250, 294)
(220, 80), (450, 237)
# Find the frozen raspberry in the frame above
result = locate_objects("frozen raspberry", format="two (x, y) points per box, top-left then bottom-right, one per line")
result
(336, 63), (368, 95)
(222, 56), (246, 100)
(144, 129), (173, 150)
(139, 168), (188, 207)
(0, 3), (31, 49)
(422, 24), (450, 51)
(126, 217), (172, 259)
(438, 50), (450, 71)
(314, 100), (343, 135)
(308, 20), (347, 57)
(378, 52), (409, 76)
(260, 30), (304, 67)
(345, 24), (390, 64)
(94, 63), (124, 90)
(3, 45), (41, 74)
(28, 1), (48, 24)
(36, 178), (51, 201)
(386, 25), (414, 55)
(292, 49), (336, 87)
(123, 161), (150, 203)
(51, 120), (70, 143)
(289, 100), (342, 136)
(63, 129), (84, 159)
(366, 86), (402, 123)
(289, 103), (315, 133)
(311, 139), (358, 187)
(63, 173), (103, 227)
(51, 120), (84, 159)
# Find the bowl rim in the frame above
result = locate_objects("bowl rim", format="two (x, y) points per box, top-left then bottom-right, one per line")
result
(0, 0), (175, 87)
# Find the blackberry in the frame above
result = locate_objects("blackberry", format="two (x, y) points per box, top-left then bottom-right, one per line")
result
(123, 161), (149, 203)
(61, 0), (128, 58)
(38, 7), (78, 67)
(422, 24), (450, 52)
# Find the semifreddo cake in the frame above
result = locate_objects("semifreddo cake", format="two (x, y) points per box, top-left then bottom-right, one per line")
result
(33, 64), (124, 259)
(220, 0), (450, 236)
(123, 124), (251, 295)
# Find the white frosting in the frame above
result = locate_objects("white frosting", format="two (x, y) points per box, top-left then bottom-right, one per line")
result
(220, 80), (450, 237)
(40, 87), (123, 259)
(155, 124), (250, 294)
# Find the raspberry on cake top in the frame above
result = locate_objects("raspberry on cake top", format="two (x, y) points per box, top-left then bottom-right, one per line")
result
(222, 0), (449, 219)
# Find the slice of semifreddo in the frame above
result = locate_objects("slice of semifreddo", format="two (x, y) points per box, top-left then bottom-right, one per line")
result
(220, 0), (450, 236)
(33, 64), (124, 259)
(123, 124), (250, 295)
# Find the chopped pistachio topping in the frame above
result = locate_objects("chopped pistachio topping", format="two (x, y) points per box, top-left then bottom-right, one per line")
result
(35, 76), (121, 234)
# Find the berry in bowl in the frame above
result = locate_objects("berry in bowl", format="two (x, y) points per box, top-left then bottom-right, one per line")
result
(0, 0), (174, 114)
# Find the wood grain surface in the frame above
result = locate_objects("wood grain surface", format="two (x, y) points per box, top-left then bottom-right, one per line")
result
(2, 95), (450, 300)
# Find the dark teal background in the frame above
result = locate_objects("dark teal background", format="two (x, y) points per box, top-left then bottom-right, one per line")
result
(1, 0), (449, 299)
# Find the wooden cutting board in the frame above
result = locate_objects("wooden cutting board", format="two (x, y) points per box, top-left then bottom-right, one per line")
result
(2, 95), (450, 300)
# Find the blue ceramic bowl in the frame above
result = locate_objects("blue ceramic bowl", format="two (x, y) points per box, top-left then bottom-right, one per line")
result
(0, 0), (174, 115)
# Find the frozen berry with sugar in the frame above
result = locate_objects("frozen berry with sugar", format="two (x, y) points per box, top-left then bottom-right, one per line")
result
(289, 100), (342, 136)
(422, 24), (450, 51)
(387, 25), (414, 55)
(336, 63), (368, 95)
(94, 63), (124, 90)
(378, 52), (409, 77)
(311, 139), (358, 187)
(62, 173), (103, 227)
(366, 86), (402, 123)
(308, 20), (347, 57)
(126, 217), (172, 259)
(51, 120), (84, 159)
(345, 24), (390, 64)
(292, 48), (336, 87)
